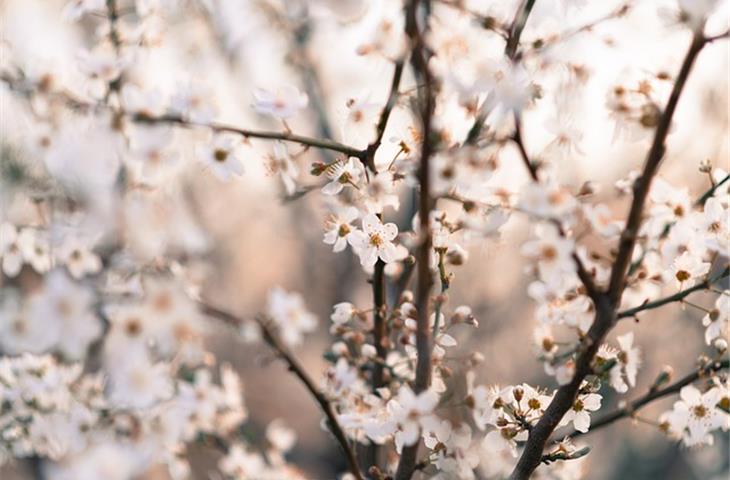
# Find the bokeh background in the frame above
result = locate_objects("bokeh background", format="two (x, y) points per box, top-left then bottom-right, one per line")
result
(1, 0), (729, 479)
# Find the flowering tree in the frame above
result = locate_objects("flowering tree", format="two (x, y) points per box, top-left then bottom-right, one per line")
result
(0, 0), (729, 479)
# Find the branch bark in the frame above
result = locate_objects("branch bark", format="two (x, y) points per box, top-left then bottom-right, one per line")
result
(617, 266), (729, 320)
(394, 0), (436, 478)
(200, 303), (365, 480)
(509, 31), (711, 480)
(134, 113), (365, 159)
(465, 0), (537, 145)
(566, 358), (730, 440)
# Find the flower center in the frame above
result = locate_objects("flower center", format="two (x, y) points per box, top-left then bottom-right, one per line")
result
(692, 405), (707, 418)
(214, 149), (229, 162)
(675, 270), (691, 282)
(541, 245), (557, 261)
(369, 233), (383, 247)
(338, 172), (352, 184)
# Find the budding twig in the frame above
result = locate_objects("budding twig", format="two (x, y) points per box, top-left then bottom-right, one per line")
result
(199, 303), (365, 480)
(617, 266), (729, 320)
(564, 358), (730, 440)
(509, 31), (714, 480)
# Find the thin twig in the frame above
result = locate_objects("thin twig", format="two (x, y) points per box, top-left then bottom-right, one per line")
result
(696, 173), (730, 206)
(366, 59), (407, 172)
(0, 72), (366, 161)
(464, 0), (536, 145)
(617, 266), (729, 320)
(134, 113), (365, 159)
(200, 304), (365, 480)
(505, 0), (537, 59)
(565, 358), (730, 439)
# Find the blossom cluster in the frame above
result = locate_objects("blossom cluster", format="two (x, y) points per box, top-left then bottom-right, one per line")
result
(0, 0), (728, 479)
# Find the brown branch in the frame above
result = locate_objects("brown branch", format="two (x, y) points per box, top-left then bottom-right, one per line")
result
(505, 0), (537, 59)
(607, 33), (706, 302)
(565, 358), (730, 440)
(394, 0), (436, 478)
(512, 114), (539, 181)
(134, 113), (365, 159)
(0, 72), (366, 161)
(366, 59), (407, 172)
(509, 31), (711, 480)
(617, 266), (729, 320)
(200, 304), (364, 480)
(365, 257), (388, 470)
(464, 0), (537, 145)
(696, 173), (730, 206)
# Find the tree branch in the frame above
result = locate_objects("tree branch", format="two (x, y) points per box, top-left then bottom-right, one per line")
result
(464, 0), (537, 145)
(366, 59), (407, 171)
(134, 113), (365, 159)
(505, 0), (537, 59)
(606, 32), (706, 302)
(0, 72), (366, 161)
(696, 173), (730, 206)
(618, 266), (729, 320)
(565, 358), (730, 440)
(199, 303), (365, 480)
(509, 31), (711, 480)
(395, 0), (436, 478)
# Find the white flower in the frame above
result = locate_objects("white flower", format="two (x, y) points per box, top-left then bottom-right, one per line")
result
(127, 125), (178, 183)
(519, 182), (578, 221)
(668, 385), (725, 446)
(266, 419), (296, 453)
(342, 96), (381, 148)
(121, 84), (166, 118)
(0, 290), (61, 355)
(703, 292), (730, 345)
(521, 225), (576, 289)
(219, 444), (266, 478)
(252, 86), (308, 120)
(18, 228), (52, 273)
(331, 302), (356, 325)
(106, 355), (174, 409)
(676, 0), (720, 31)
(322, 158), (362, 196)
(56, 236), (102, 279)
(0, 222), (24, 276)
(27, 270), (102, 361)
(616, 332), (641, 390)
(480, 60), (533, 120)
(560, 392), (602, 433)
(544, 117), (584, 160)
(198, 134), (245, 182)
(696, 196), (730, 252)
(326, 357), (360, 394)
(362, 171), (400, 214)
(266, 287), (318, 347)
(388, 385), (439, 451)
(669, 251), (710, 288)
(171, 83), (217, 123)
(583, 203), (623, 238)
(482, 423), (528, 458)
(267, 142), (299, 195)
(77, 47), (125, 83)
(323, 206), (360, 253)
(348, 214), (401, 268)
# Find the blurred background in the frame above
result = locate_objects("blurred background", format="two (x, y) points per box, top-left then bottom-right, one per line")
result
(1, 0), (729, 479)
